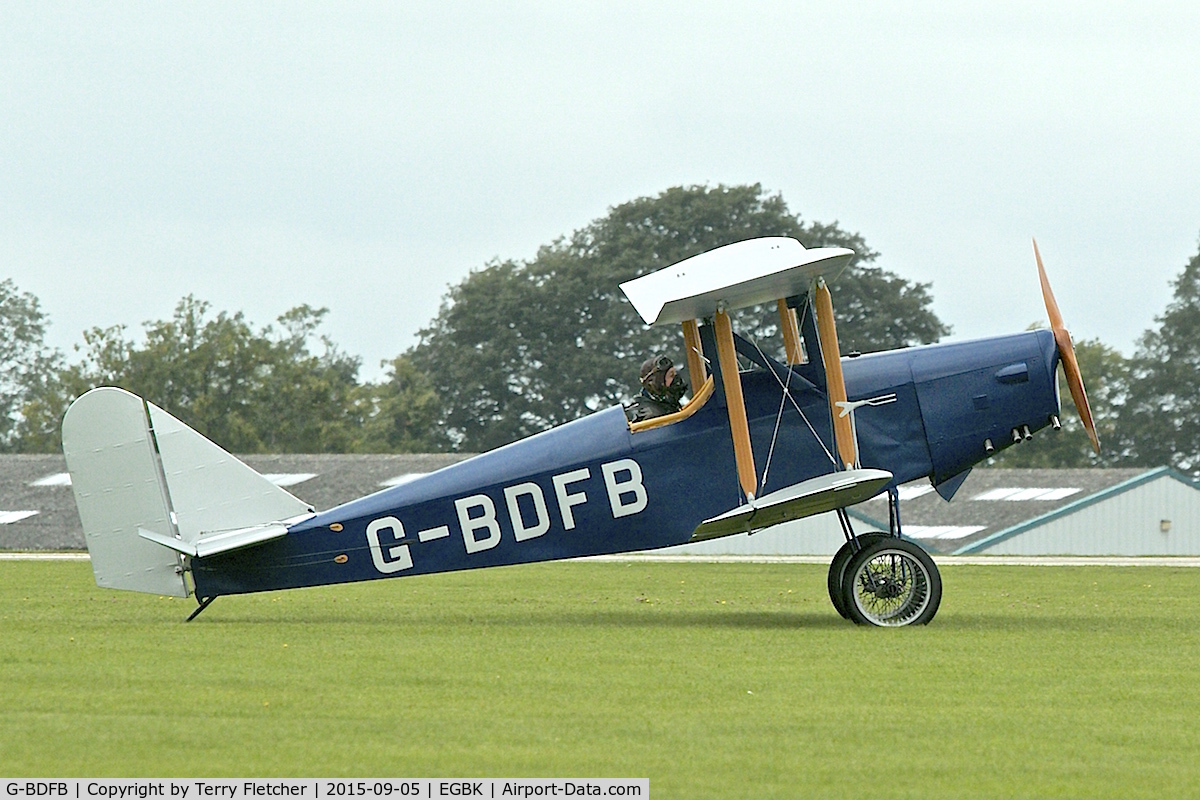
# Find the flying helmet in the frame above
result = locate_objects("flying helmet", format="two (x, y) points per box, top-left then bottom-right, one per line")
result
(639, 354), (685, 404)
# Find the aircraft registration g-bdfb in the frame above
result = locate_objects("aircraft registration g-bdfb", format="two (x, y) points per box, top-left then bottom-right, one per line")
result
(62, 237), (1098, 626)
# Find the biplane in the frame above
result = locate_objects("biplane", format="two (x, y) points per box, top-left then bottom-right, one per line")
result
(62, 237), (1097, 626)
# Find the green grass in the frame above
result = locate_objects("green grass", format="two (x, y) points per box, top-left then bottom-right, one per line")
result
(2, 560), (1198, 798)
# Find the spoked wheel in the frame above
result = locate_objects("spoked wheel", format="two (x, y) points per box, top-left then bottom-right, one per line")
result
(827, 531), (889, 619)
(841, 538), (941, 627)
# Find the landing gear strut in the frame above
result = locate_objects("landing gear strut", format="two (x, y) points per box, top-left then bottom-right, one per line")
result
(825, 488), (942, 626)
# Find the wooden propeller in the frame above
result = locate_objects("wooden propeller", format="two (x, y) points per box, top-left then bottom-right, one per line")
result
(1034, 238), (1100, 454)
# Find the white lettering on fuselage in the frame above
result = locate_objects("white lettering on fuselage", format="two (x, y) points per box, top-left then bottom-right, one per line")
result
(365, 516), (413, 573)
(455, 494), (502, 554)
(362, 459), (649, 573)
(504, 482), (551, 541)
(602, 458), (648, 518)
(417, 525), (450, 542)
(552, 468), (591, 530)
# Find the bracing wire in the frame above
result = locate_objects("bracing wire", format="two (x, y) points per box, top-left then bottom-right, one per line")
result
(748, 334), (791, 493)
(743, 311), (837, 495)
(789, 301), (838, 466)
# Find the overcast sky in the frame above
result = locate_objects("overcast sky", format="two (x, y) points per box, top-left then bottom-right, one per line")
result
(3, 2), (1198, 380)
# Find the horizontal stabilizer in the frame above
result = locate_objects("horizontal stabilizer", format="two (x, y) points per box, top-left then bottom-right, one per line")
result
(620, 237), (854, 326)
(690, 468), (892, 541)
(138, 517), (302, 558)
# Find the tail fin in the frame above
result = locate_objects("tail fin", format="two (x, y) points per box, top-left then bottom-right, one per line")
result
(62, 387), (314, 596)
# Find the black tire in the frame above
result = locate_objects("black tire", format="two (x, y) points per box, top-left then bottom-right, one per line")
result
(841, 537), (941, 627)
(827, 531), (890, 619)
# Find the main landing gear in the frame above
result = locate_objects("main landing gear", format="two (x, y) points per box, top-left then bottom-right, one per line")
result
(826, 489), (942, 626)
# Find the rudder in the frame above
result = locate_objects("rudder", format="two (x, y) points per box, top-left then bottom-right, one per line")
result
(62, 387), (190, 596)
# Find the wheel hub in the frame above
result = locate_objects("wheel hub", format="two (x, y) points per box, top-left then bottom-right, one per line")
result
(867, 573), (905, 599)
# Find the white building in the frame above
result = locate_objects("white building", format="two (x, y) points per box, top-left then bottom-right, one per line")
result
(953, 467), (1200, 556)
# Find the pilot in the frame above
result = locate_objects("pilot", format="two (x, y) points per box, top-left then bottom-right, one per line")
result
(625, 354), (688, 422)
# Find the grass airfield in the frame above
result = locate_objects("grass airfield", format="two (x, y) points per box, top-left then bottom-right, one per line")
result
(2, 559), (1198, 798)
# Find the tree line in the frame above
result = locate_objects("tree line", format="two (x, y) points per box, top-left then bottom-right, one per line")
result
(3, 184), (1198, 472)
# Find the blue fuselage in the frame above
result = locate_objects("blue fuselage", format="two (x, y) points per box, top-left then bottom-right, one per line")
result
(192, 329), (1060, 596)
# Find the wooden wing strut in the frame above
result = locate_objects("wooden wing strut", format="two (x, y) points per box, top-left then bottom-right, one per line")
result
(714, 309), (757, 501)
(681, 318), (707, 391)
(814, 279), (857, 469)
(777, 299), (804, 366)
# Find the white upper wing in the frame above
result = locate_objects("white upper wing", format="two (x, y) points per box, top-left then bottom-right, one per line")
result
(619, 237), (854, 326)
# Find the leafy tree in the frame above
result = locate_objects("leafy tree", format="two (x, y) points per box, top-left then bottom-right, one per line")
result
(988, 337), (1129, 468)
(1116, 240), (1200, 472)
(19, 297), (367, 453)
(409, 184), (950, 452)
(246, 304), (365, 452)
(0, 279), (60, 451)
(10, 353), (85, 453)
(353, 355), (449, 453)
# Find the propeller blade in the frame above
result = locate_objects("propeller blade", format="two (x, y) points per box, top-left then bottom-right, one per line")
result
(1034, 238), (1100, 454)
